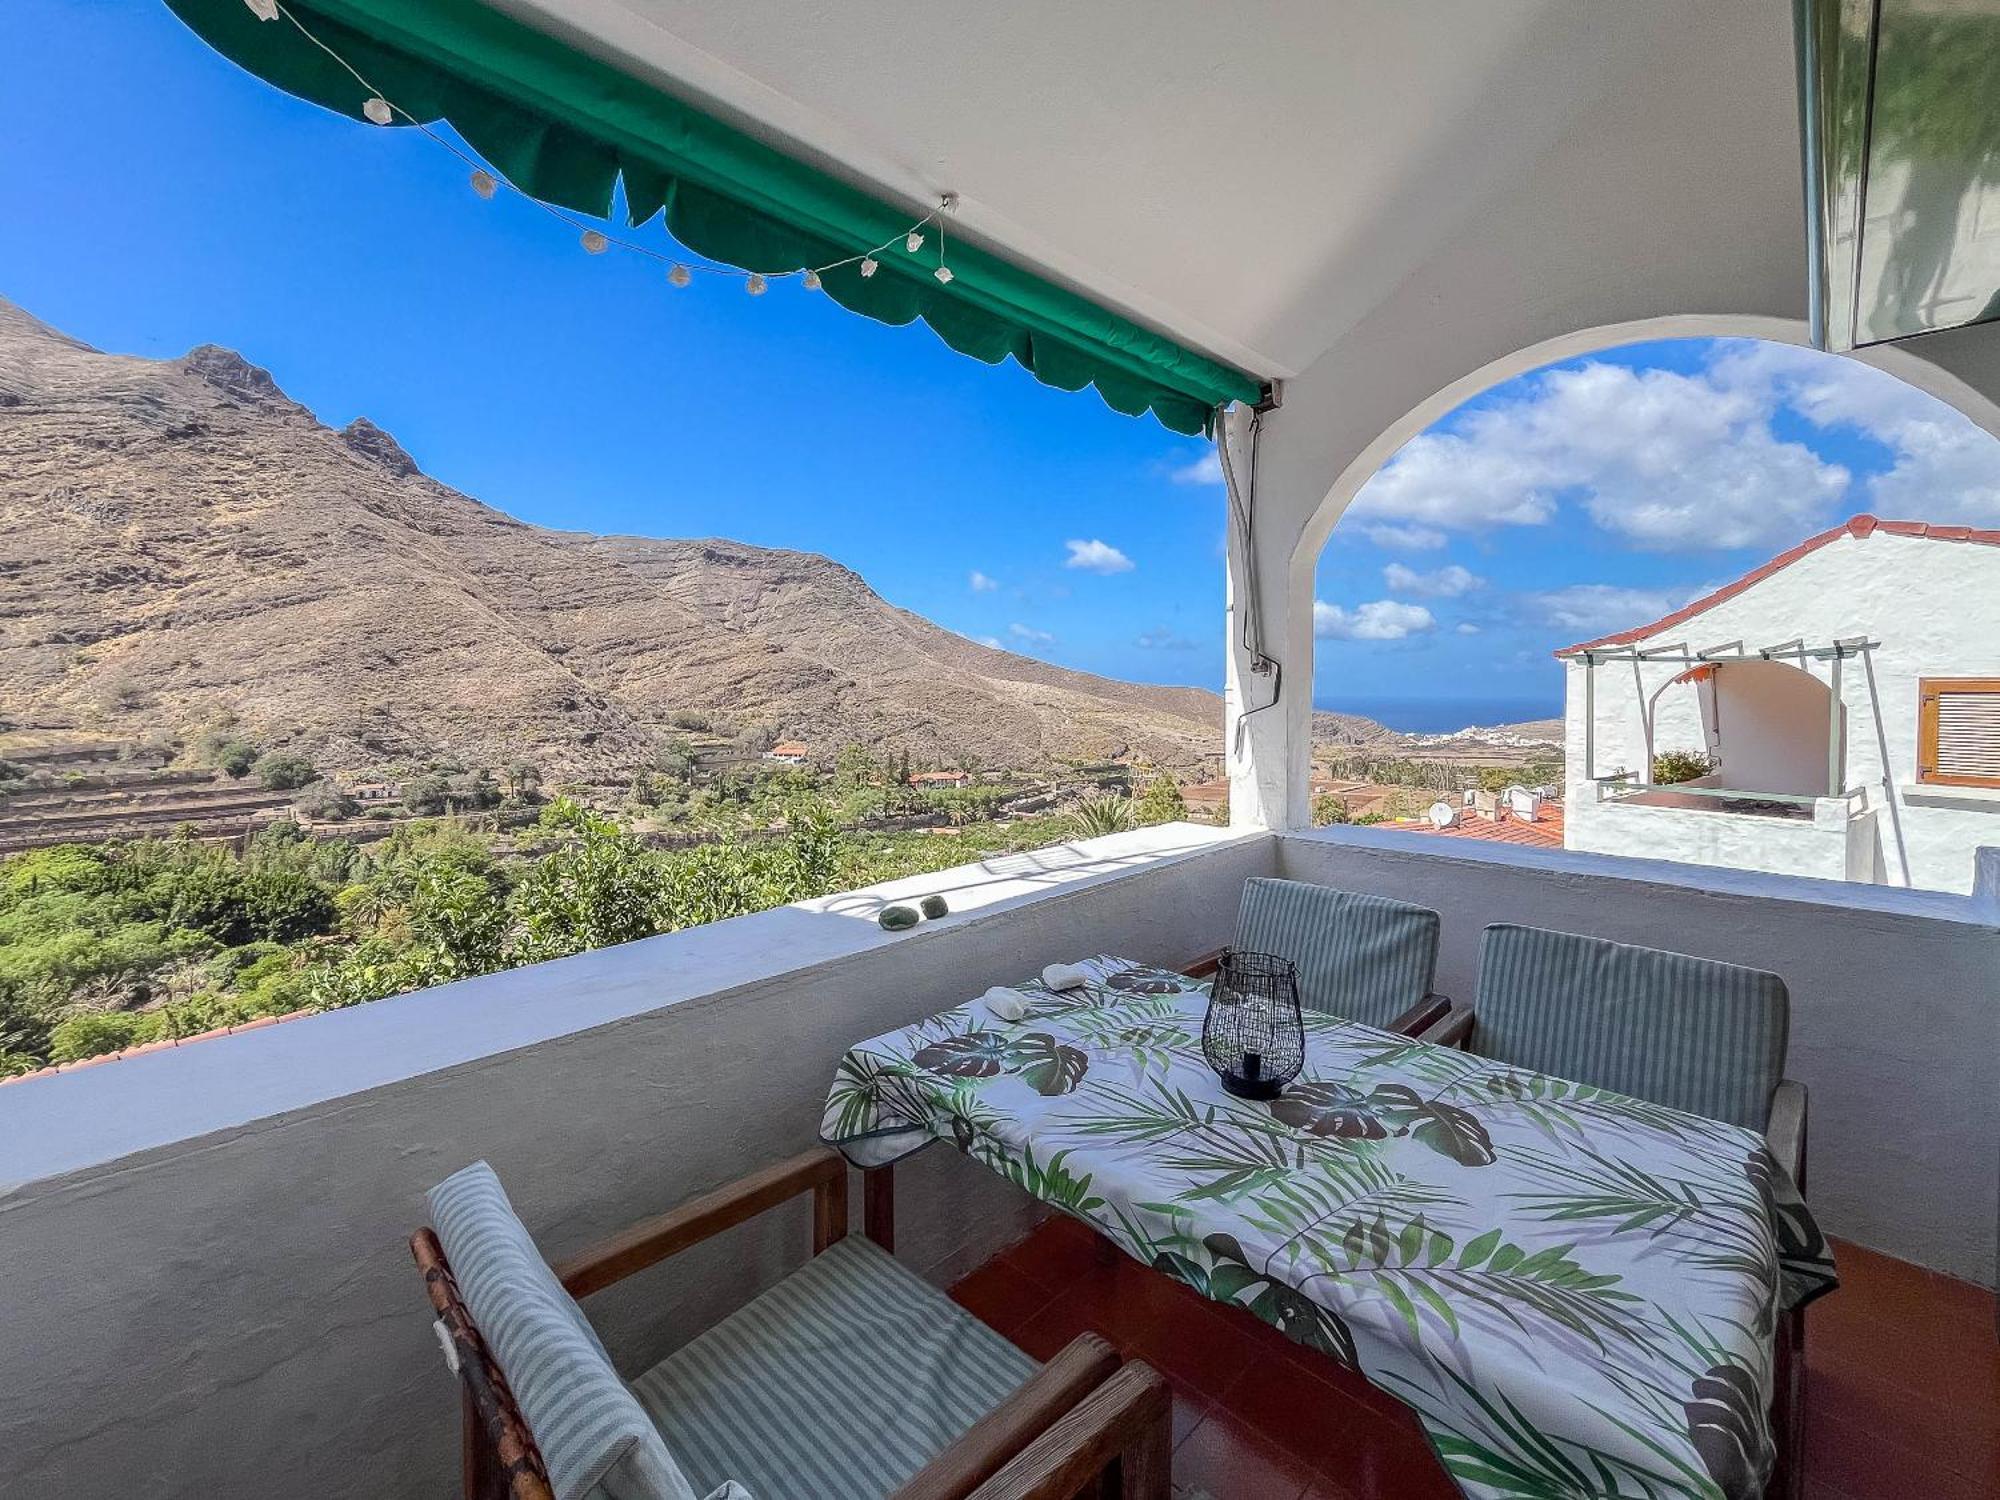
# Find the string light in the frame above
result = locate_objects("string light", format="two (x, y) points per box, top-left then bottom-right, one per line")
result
(243, 0), (963, 303)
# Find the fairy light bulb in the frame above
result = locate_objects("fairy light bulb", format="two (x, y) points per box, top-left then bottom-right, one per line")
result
(579, 230), (609, 255)
(905, 230), (925, 253)
(802, 269), (822, 291)
(859, 257), (879, 279)
(362, 97), (394, 125)
(469, 169), (498, 201)
(667, 263), (692, 288)
(934, 265), (954, 285)
(745, 273), (768, 296)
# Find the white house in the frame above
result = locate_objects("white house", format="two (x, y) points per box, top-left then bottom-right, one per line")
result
(1560, 515), (2000, 893)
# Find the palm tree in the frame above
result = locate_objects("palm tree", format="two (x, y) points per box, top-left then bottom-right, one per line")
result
(1063, 791), (1135, 839)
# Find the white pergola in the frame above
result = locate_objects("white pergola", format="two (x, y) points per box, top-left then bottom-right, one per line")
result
(199, 0), (2000, 824)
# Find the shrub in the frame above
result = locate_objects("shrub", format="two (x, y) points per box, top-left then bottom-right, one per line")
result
(253, 751), (318, 790)
(1312, 793), (1350, 826)
(48, 1010), (160, 1064)
(196, 730), (260, 777)
(1651, 749), (1714, 785)
(1135, 776), (1188, 826)
(296, 784), (360, 822)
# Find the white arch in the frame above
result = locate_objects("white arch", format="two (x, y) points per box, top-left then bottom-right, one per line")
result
(1227, 313), (2000, 832)
(1292, 314), (2000, 575)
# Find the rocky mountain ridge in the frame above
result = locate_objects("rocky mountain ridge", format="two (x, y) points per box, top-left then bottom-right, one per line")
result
(0, 296), (1223, 780)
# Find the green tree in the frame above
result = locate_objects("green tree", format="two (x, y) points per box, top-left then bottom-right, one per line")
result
(296, 784), (360, 822)
(1135, 776), (1188, 826)
(510, 801), (667, 963)
(195, 729), (260, 778)
(659, 739), (698, 785)
(253, 751), (318, 790)
(1311, 792), (1350, 826)
(401, 772), (451, 816)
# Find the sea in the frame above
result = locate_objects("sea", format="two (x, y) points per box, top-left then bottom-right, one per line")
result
(1315, 696), (1561, 736)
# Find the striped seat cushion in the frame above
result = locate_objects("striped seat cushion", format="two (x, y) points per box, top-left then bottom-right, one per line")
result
(632, 1236), (1037, 1500)
(1473, 924), (1789, 1129)
(428, 1163), (704, 1500)
(1234, 877), (1441, 1028)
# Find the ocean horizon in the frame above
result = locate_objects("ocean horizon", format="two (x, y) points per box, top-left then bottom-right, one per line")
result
(1315, 696), (1561, 735)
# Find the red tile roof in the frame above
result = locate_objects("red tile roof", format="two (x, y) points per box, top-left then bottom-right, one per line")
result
(1391, 803), (1565, 850)
(1557, 515), (2000, 656)
(0, 1008), (315, 1088)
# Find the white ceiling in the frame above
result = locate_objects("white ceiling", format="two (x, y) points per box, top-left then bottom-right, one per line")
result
(489, 1), (1778, 379)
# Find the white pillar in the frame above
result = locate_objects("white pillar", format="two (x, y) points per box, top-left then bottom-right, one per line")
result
(1222, 404), (1319, 832)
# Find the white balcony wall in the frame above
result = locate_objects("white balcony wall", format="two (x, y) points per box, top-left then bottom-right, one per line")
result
(1569, 797), (1875, 884)
(3, 825), (1995, 1500)
(0, 826), (1269, 1500)
(1277, 826), (2000, 1287)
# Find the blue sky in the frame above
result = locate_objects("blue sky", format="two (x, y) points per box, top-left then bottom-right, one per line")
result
(9, 1), (1998, 730)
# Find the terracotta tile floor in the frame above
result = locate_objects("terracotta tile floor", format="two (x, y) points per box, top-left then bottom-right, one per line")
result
(949, 1215), (1998, 1500)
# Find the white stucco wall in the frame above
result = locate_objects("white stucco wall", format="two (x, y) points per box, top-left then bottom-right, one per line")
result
(2, 824), (1993, 1500)
(1219, 2), (2000, 838)
(0, 826), (1271, 1500)
(1562, 527), (2000, 893)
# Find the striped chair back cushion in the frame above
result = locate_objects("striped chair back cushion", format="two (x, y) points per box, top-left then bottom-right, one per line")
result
(1473, 925), (1789, 1129)
(1234, 878), (1441, 1028)
(428, 1163), (702, 1500)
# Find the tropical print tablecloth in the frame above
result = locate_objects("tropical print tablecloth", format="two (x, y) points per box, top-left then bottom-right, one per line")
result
(821, 956), (1835, 1500)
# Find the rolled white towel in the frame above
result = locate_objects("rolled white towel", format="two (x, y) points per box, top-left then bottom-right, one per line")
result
(978, 986), (1030, 1024)
(1041, 962), (1091, 992)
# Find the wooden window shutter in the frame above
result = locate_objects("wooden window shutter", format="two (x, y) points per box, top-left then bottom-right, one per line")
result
(1917, 678), (2000, 788)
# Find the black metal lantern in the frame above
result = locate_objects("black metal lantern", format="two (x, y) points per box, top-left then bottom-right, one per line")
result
(1202, 949), (1304, 1100)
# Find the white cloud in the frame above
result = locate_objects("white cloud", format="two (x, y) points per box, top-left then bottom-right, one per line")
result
(1454, 622), (1482, 636)
(1063, 538), (1135, 574)
(968, 570), (998, 592)
(1351, 357), (1852, 551)
(1709, 340), (2000, 524)
(1313, 599), (1436, 641)
(1383, 562), (1482, 598)
(975, 635), (1004, 649)
(1008, 622), (1056, 649)
(1168, 449), (1223, 485)
(1363, 523), (1448, 551)
(1522, 583), (1702, 634)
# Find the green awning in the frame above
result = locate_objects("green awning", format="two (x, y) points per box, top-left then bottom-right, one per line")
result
(165, 0), (1263, 435)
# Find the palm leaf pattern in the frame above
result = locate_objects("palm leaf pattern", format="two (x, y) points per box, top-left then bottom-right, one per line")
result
(820, 953), (1834, 1500)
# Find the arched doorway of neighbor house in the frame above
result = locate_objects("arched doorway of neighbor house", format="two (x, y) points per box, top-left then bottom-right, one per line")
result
(1639, 657), (1840, 816)
(1291, 315), (2000, 847)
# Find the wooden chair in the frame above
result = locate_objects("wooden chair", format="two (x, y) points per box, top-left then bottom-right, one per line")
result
(1419, 923), (1808, 1500)
(1187, 878), (1450, 1034)
(411, 1149), (1170, 1500)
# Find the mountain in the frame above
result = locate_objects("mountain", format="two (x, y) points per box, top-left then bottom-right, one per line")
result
(0, 297), (1222, 781)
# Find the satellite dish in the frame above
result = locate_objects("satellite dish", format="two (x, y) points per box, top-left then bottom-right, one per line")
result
(1427, 800), (1460, 829)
